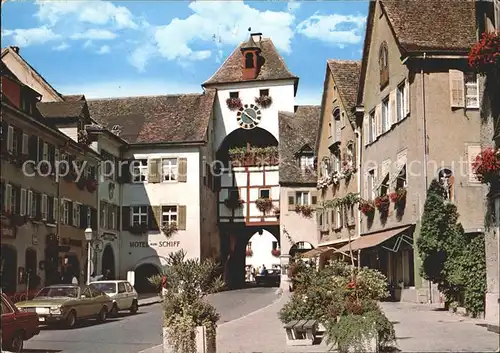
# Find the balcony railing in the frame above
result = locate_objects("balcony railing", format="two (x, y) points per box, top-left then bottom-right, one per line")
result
(228, 146), (279, 167)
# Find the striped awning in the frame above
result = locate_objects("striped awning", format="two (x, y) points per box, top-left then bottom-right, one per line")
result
(336, 226), (412, 253)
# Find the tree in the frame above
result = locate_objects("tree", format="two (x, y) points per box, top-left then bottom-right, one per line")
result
(417, 179), (466, 304)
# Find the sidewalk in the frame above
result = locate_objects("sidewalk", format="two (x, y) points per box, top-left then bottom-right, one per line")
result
(137, 293), (162, 307)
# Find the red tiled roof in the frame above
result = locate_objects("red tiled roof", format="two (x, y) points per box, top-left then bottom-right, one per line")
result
(327, 60), (361, 113)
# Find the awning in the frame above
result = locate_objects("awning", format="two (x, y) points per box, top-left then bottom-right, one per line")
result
(336, 226), (412, 253)
(374, 172), (389, 191)
(300, 247), (335, 258)
(389, 155), (407, 184)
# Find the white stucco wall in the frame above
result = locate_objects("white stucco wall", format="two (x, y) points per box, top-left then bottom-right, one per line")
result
(59, 127), (78, 142)
(119, 147), (201, 277)
(245, 230), (281, 269)
(213, 80), (296, 151)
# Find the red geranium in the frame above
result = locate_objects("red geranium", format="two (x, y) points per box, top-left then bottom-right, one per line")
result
(359, 201), (375, 215)
(472, 147), (500, 184)
(468, 31), (500, 74)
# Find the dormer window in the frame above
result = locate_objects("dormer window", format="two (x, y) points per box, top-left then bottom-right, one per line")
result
(245, 53), (254, 69)
(300, 155), (314, 172)
(379, 41), (389, 88)
(259, 89), (269, 97)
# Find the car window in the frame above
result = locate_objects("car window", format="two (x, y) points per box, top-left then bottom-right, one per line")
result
(89, 286), (105, 297)
(125, 282), (133, 292)
(118, 283), (126, 293)
(1, 298), (13, 315)
(90, 282), (116, 294)
(81, 287), (92, 298)
(36, 286), (79, 298)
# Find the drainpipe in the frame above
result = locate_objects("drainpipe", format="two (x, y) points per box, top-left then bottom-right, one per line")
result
(421, 52), (432, 303)
(355, 129), (362, 268)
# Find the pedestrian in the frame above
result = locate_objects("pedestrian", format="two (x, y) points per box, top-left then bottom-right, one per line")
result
(71, 274), (79, 285)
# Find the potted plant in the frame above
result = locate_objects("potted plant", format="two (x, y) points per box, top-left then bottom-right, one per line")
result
(224, 198), (244, 209)
(254, 95), (273, 108)
(255, 198), (273, 213)
(161, 222), (178, 238)
(468, 31), (500, 75)
(226, 97), (242, 111)
(148, 250), (223, 353)
(342, 161), (357, 180)
(86, 178), (98, 192)
(359, 200), (375, 216)
(245, 249), (253, 257)
(374, 195), (390, 213)
(472, 147), (500, 185)
(389, 187), (407, 206)
(295, 205), (314, 218)
(271, 249), (281, 257)
(129, 223), (148, 235)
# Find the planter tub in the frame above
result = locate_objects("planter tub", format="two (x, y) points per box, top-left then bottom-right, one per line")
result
(163, 326), (216, 353)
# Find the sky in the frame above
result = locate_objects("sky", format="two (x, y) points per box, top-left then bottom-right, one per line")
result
(1, 0), (368, 105)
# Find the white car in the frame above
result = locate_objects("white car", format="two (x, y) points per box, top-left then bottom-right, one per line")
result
(89, 280), (138, 316)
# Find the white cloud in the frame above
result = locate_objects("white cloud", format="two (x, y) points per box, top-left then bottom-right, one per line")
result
(53, 42), (70, 51)
(149, 1), (295, 66)
(55, 80), (203, 99)
(35, 0), (137, 29)
(71, 29), (117, 41)
(83, 40), (93, 49)
(129, 44), (158, 72)
(97, 45), (111, 54)
(287, 0), (301, 12)
(1, 26), (61, 47)
(296, 13), (366, 46)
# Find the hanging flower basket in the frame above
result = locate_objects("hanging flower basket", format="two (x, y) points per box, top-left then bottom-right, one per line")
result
(226, 97), (243, 111)
(359, 200), (375, 216)
(255, 198), (273, 213)
(76, 177), (87, 190)
(161, 222), (178, 238)
(295, 205), (314, 218)
(245, 249), (253, 257)
(254, 95), (273, 108)
(86, 178), (98, 192)
(342, 161), (357, 180)
(468, 31), (500, 75)
(472, 147), (500, 184)
(271, 249), (281, 257)
(129, 223), (148, 235)
(375, 195), (390, 213)
(389, 187), (407, 204)
(224, 198), (244, 209)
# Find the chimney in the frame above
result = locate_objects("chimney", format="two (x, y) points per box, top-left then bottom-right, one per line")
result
(251, 32), (262, 43)
(11, 46), (19, 54)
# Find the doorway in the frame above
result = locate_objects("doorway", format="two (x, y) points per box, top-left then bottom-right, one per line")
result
(101, 245), (116, 279)
(1, 245), (18, 293)
(25, 248), (38, 290)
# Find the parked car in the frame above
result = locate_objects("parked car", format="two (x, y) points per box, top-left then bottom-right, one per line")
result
(15, 284), (113, 329)
(89, 280), (139, 316)
(1, 292), (40, 353)
(255, 269), (281, 287)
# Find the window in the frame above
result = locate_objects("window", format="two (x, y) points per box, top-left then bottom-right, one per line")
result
(27, 190), (33, 217)
(245, 52), (254, 68)
(396, 82), (406, 121)
(382, 97), (389, 133)
(21, 133), (28, 155)
(228, 188), (239, 200)
(379, 42), (389, 87)
(162, 158), (178, 182)
(4, 184), (12, 212)
(86, 207), (91, 228)
(369, 110), (375, 143)
(100, 201), (107, 228)
(321, 157), (330, 177)
(161, 205), (177, 225)
(300, 155), (314, 171)
(247, 241), (252, 250)
(133, 159), (148, 182)
(118, 283), (126, 294)
(108, 205), (116, 230)
(12, 128), (19, 155)
(125, 282), (133, 292)
(229, 91), (239, 99)
(272, 241), (278, 250)
(41, 194), (48, 220)
(43, 142), (49, 161)
(396, 165), (407, 190)
(1, 298), (13, 315)
(331, 149), (341, 172)
(380, 174), (390, 196)
(53, 197), (58, 223)
(73, 202), (80, 227)
(333, 108), (341, 141)
(336, 207), (343, 229)
(131, 206), (148, 226)
(11, 187), (18, 214)
(295, 191), (310, 206)
(259, 189), (270, 199)
(62, 200), (70, 225)
(368, 170), (375, 200)
(259, 89), (269, 97)
(439, 169), (454, 201)
(465, 73), (479, 108)
(31, 193), (39, 219)
(7, 126), (13, 151)
(20, 189), (26, 216)
(346, 142), (355, 168)
(102, 150), (115, 180)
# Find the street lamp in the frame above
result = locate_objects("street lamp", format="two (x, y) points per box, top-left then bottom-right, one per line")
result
(85, 227), (93, 285)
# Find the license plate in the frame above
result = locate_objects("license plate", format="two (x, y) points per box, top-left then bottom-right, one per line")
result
(39, 317), (45, 322)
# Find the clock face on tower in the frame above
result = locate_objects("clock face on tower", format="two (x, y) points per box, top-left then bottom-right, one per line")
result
(236, 104), (262, 130)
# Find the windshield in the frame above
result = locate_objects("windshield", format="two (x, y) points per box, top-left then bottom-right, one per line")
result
(36, 287), (79, 298)
(89, 283), (116, 294)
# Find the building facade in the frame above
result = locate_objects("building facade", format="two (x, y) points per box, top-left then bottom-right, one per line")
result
(355, 0), (485, 302)
(315, 60), (362, 267)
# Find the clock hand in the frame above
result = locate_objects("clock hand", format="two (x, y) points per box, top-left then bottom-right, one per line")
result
(242, 111), (257, 123)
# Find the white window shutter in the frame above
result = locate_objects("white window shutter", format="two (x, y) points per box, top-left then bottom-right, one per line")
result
(467, 145), (482, 183)
(5, 184), (12, 211)
(375, 104), (382, 137)
(364, 172), (369, 199)
(449, 69), (465, 108)
(42, 194), (47, 220)
(373, 168), (379, 199)
(7, 126), (13, 151)
(22, 133), (28, 155)
(53, 197), (58, 222)
(20, 189), (26, 216)
(27, 190), (33, 217)
(404, 79), (410, 116)
(363, 115), (369, 146)
(389, 89), (397, 125)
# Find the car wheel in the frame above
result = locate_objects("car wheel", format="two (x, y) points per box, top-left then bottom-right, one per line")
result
(110, 303), (119, 317)
(10, 330), (24, 353)
(97, 307), (107, 322)
(66, 310), (77, 329)
(130, 300), (138, 314)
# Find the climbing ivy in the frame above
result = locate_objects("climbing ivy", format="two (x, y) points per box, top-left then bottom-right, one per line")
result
(323, 192), (361, 209)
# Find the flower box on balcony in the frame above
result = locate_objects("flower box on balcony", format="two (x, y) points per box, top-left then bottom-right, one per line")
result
(226, 97), (243, 111)
(472, 147), (500, 185)
(130, 223), (148, 235)
(255, 198), (273, 213)
(245, 249), (253, 257)
(161, 222), (178, 238)
(254, 95), (273, 108)
(295, 205), (314, 218)
(374, 195), (390, 213)
(359, 201), (375, 216)
(271, 249), (281, 257)
(389, 187), (407, 205)
(224, 198), (244, 209)
(229, 146), (279, 167)
(468, 31), (500, 75)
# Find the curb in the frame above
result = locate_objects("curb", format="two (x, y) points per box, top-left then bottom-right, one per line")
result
(138, 297), (162, 307)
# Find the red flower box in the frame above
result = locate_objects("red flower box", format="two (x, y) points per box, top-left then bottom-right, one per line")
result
(468, 31), (500, 74)
(375, 195), (390, 213)
(359, 201), (375, 216)
(271, 249), (281, 257)
(226, 97), (243, 111)
(245, 249), (253, 257)
(472, 147), (500, 184)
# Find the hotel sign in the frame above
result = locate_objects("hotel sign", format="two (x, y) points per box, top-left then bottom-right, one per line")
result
(129, 240), (181, 248)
